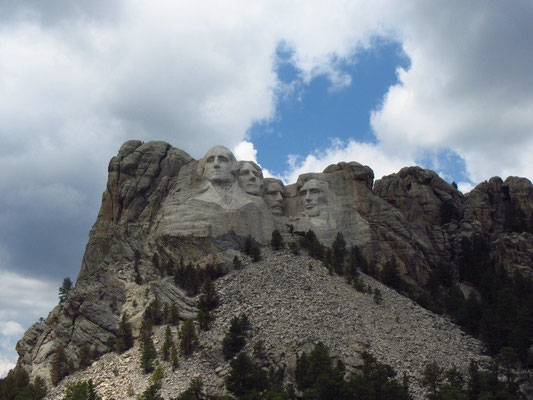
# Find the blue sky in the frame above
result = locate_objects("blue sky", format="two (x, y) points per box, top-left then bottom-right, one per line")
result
(1, 0), (533, 376)
(252, 41), (410, 176)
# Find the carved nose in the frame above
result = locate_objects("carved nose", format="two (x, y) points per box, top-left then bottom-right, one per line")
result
(250, 177), (256, 182)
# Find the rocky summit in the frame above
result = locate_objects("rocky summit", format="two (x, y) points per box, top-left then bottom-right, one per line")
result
(14, 141), (533, 399)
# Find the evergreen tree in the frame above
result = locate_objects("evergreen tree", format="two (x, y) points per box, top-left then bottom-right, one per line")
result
(381, 259), (402, 290)
(116, 313), (134, 353)
(225, 353), (268, 398)
(161, 326), (172, 361)
(270, 229), (284, 250)
(249, 245), (261, 262)
(232, 255), (242, 270)
(169, 302), (180, 326)
(59, 277), (73, 302)
(222, 314), (251, 360)
(197, 278), (219, 312)
(421, 361), (444, 400)
(373, 288), (383, 305)
(134, 249), (143, 284)
(331, 232), (347, 275)
(197, 310), (214, 331)
(152, 253), (162, 276)
(78, 343), (92, 370)
(138, 367), (164, 400)
(170, 346), (179, 371)
(179, 320), (198, 357)
(140, 327), (157, 374)
(175, 377), (205, 400)
(62, 380), (101, 400)
(50, 346), (69, 385)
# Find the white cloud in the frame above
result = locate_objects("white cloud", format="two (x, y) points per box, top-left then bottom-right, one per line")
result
(233, 141), (258, 163)
(0, 269), (57, 377)
(0, 269), (57, 325)
(283, 139), (415, 184)
(233, 140), (277, 178)
(370, 1), (533, 183)
(0, 322), (24, 337)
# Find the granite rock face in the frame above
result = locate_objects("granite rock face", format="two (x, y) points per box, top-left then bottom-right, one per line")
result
(16, 141), (533, 387)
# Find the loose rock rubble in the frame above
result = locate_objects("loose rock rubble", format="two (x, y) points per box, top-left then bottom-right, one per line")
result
(44, 248), (486, 400)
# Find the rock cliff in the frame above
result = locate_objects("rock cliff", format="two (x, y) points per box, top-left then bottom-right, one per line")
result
(15, 141), (533, 397)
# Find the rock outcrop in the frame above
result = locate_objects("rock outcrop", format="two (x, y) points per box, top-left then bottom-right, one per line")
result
(15, 141), (533, 396)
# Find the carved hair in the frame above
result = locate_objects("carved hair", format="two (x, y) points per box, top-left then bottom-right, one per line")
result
(236, 160), (264, 179)
(196, 145), (238, 178)
(263, 178), (286, 197)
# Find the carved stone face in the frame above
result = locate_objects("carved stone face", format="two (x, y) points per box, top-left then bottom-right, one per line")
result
(237, 161), (263, 196)
(202, 146), (236, 184)
(264, 180), (285, 215)
(300, 179), (327, 217)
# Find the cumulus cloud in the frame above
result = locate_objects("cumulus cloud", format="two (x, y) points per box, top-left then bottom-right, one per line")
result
(0, 321), (25, 378)
(233, 140), (277, 178)
(0, 269), (56, 377)
(1, 0), (533, 373)
(371, 1), (533, 183)
(283, 139), (415, 184)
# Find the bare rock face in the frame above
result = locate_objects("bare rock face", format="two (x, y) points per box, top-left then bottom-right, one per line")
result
(15, 140), (533, 386)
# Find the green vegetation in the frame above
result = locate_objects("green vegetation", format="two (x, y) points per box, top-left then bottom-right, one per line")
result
(139, 324), (157, 373)
(50, 346), (69, 385)
(0, 367), (46, 400)
(222, 314), (251, 360)
(62, 380), (101, 400)
(59, 277), (73, 302)
(420, 358), (523, 400)
(179, 320), (199, 357)
(137, 366), (164, 400)
(270, 229), (284, 250)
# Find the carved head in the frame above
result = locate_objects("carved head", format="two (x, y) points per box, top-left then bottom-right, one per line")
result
(199, 145), (237, 184)
(263, 178), (286, 216)
(237, 161), (263, 196)
(299, 178), (328, 217)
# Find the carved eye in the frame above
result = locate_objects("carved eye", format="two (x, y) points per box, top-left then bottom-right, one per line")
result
(310, 188), (320, 194)
(240, 169), (249, 176)
(206, 156), (215, 163)
(299, 190), (307, 196)
(218, 156), (228, 162)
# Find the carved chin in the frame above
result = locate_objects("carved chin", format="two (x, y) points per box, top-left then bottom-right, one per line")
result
(305, 205), (320, 217)
(271, 206), (283, 216)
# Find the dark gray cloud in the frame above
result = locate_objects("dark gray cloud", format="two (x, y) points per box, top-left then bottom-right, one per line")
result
(0, 0), (123, 26)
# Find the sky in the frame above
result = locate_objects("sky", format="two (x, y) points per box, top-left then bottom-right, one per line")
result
(1, 0), (533, 376)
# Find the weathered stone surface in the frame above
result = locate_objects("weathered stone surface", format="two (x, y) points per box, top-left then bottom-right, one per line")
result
(15, 140), (533, 394)
(41, 249), (486, 400)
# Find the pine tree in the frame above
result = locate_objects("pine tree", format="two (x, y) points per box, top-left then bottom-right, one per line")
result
(381, 258), (402, 290)
(222, 314), (251, 360)
(373, 288), (383, 305)
(225, 352), (268, 398)
(78, 343), (92, 369)
(197, 277), (219, 312)
(161, 326), (172, 361)
(169, 302), (179, 326)
(331, 232), (347, 275)
(50, 346), (69, 385)
(140, 327), (156, 374)
(421, 361), (444, 400)
(270, 229), (284, 250)
(233, 255), (242, 270)
(116, 313), (134, 353)
(58, 277), (73, 302)
(170, 346), (179, 371)
(179, 320), (198, 357)
(197, 310), (214, 331)
(63, 379), (101, 400)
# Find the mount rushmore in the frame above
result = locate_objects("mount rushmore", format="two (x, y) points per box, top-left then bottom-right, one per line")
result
(14, 140), (533, 388)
